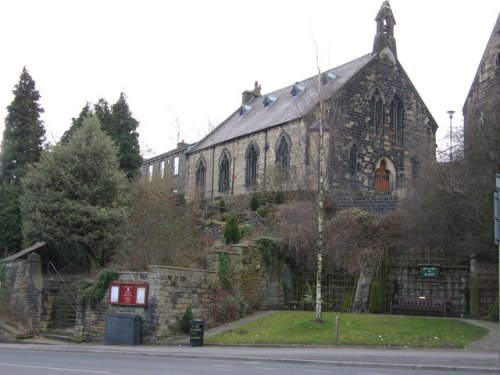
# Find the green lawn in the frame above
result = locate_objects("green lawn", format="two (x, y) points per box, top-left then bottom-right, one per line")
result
(206, 311), (489, 348)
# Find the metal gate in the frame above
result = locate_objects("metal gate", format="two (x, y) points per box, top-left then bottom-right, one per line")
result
(46, 262), (78, 329)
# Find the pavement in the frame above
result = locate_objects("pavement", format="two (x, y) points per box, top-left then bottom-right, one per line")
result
(0, 311), (499, 373)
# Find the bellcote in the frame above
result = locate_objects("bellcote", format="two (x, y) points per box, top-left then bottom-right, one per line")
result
(373, 1), (397, 58)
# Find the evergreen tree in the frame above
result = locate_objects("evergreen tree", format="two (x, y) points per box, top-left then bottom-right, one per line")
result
(0, 183), (22, 255)
(94, 98), (112, 130)
(21, 115), (130, 270)
(0, 67), (45, 183)
(60, 103), (92, 143)
(0, 67), (45, 254)
(63, 94), (142, 179)
(108, 93), (142, 179)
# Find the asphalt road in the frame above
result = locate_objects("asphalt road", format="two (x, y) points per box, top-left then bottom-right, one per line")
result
(0, 347), (492, 375)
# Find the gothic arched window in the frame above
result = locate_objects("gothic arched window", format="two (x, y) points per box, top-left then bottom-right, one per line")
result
(245, 143), (259, 186)
(369, 89), (384, 135)
(195, 158), (206, 194)
(218, 151), (231, 192)
(276, 134), (291, 170)
(390, 95), (404, 142)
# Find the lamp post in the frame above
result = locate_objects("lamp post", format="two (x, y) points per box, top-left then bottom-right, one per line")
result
(447, 110), (455, 162)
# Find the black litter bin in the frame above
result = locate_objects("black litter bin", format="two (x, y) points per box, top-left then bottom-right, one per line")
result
(189, 319), (204, 346)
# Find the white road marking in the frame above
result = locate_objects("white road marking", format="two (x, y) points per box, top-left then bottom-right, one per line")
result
(304, 370), (330, 373)
(255, 367), (278, 371)
(0, 362), (110, 373)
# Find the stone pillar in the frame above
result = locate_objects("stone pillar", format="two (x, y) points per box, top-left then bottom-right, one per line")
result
(2, 253), (43, 333)
(352, 266), (373, 312)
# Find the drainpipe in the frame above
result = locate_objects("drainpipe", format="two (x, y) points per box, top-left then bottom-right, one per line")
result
(211, 147), (215, 199)
(264, 130), (268, 186)
(231, 157), (236, 195)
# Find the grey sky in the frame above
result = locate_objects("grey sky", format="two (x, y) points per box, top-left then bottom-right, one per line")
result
(0, 0), (498, 158)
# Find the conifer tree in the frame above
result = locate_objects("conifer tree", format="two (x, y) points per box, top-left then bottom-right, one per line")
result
(21, 115), (130, 270)
(0, 67), (45, 183)
(60, 103), (92, 143)
(0, 67), (45, 254)
(63, 94), (142, 179)
(108, 93), (142, 180)
(0, 183), (22, 255)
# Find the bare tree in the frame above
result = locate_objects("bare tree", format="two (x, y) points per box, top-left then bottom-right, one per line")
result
(114, 178), (207, 270)
(402, 95), (499, 261)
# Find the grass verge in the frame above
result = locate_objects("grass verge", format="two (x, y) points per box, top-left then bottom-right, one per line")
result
(206, 311), (488, 348)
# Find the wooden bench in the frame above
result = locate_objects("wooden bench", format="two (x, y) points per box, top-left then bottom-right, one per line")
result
(390, 295), (450, 317)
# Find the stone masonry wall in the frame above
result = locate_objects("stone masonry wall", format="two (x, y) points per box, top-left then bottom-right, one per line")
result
(146, 266), (217, 343)
(1, 254), (43, 332)
(185, 119), (310, 201)
(75, 267), (217, 343)
(231, 245), (285, 310)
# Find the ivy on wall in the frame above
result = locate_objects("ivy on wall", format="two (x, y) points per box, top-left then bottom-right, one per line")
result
(255, 236), (284, 266)
(79, 268), (118, 308)
(218, 252), (231, 290)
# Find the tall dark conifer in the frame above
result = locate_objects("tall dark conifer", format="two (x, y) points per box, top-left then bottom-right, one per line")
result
(0, 67), (46, 183)
(0, 67), (45, 254)
(60, 103), (92, 143)
(108, 93), (142, 180)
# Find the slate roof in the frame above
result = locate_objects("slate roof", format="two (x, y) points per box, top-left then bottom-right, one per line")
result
(188, 53), (375, 153)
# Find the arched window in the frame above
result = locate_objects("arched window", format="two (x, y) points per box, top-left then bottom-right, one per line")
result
(390, 95), (404, 142)
(195, 158), (206, 194)
(245, 143), (259, 186)
(369, 89), (384, 135)
(218, 151), (231, 192)
(348, 144), (358, 188)
(374, 159), (391, 192)
(276, 133), (291, 170)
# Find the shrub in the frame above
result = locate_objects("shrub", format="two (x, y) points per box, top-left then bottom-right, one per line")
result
(250, 194), (259, 211)
(368, 280), (383, 313)
(240, 223), (253, 238)
(179, 307), (193, 333)
(218, 252), (232, 290)
(255, 236), (282, 266)
(488, 300), (499, 321)
(79, 268), (118, 308)
(224, 212), (241, 245)
(256, 205), (269, 218)
(211, 287), (249, 324)
(275, 191), (284, 204)
(342, 295), (352, 312)
(219, 198), (226, 213)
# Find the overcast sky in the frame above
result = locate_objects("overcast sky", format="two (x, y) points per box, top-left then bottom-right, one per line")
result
(0, 0), (498, 158)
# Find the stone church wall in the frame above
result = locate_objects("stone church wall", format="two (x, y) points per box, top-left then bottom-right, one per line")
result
(330, 51), (436, 197)
(186, 119), (311, 201)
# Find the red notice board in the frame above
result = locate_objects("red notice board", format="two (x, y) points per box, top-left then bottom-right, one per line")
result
(109, 281), (148, 307)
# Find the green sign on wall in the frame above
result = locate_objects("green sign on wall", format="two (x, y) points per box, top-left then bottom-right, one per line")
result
(420, 265), (440, 278)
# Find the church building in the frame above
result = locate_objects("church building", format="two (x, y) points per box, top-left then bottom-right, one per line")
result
(144, 1), (438, 213)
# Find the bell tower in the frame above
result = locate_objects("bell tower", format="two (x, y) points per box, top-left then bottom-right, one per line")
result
(373, 1), (397, 58)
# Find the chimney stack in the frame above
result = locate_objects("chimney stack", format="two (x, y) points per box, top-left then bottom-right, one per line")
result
(241, 81), (262, 104)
